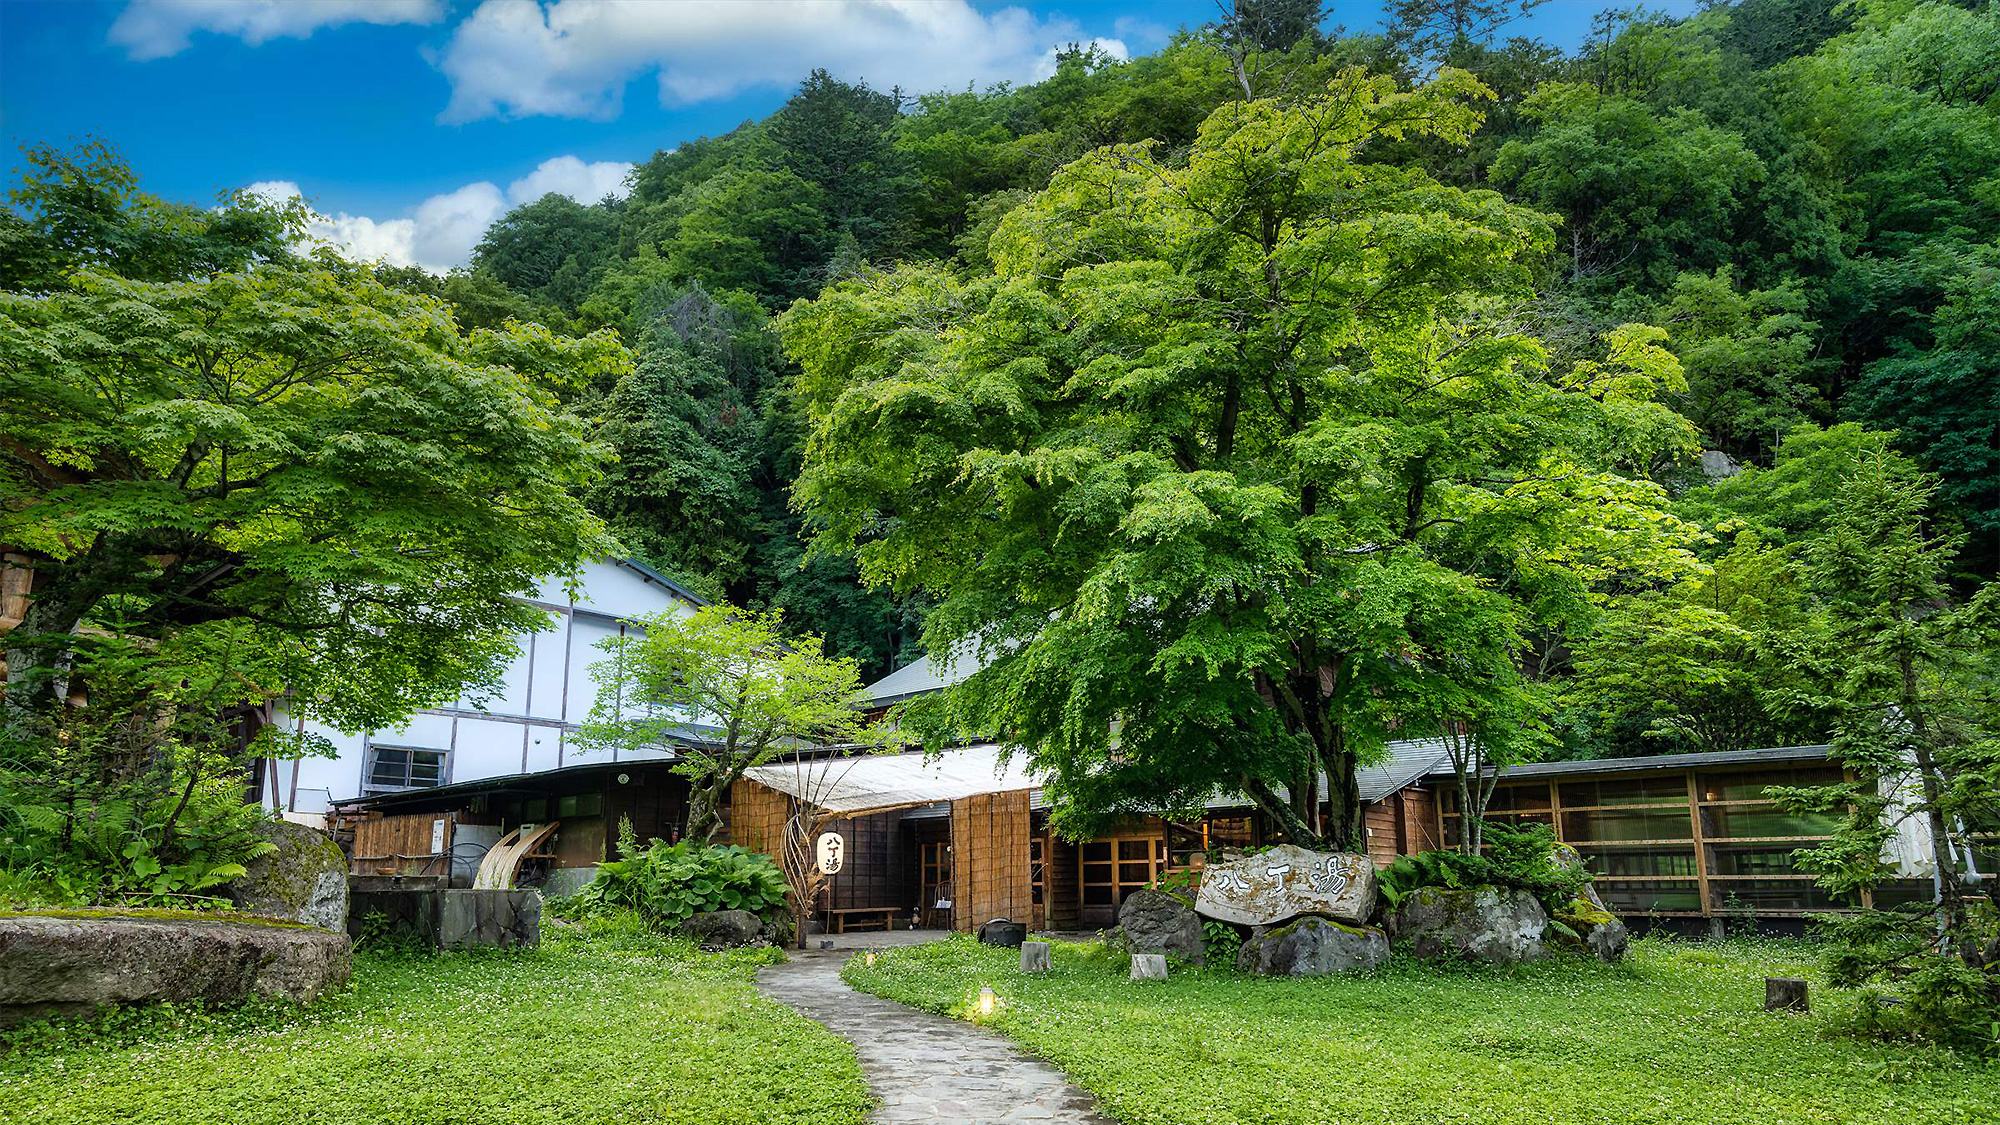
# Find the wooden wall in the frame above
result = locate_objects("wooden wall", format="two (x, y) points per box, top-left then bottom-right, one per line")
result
(819, 810), (915, 913)
(949, 790), (1033, 934)
(351, 811), (455, 876)
(1363, 789), (1439, 866)
(1044, 834), (1080, 930)
(724, 778), (792, 860)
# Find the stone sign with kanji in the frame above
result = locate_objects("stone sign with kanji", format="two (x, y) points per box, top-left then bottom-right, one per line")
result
(1193, 844), (1376, 926)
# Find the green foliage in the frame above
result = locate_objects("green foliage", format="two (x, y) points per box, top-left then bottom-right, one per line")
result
(577, 603), (884, 842)
(784, 67), (1704, 852)
(567, 840), (788, 933)
(472, 192), (622, 315)
(0, 922), (867, 1125)
(1566, 528), (1833, 754)
(0, 140), (303, 290)
(843, 935), (1997, 1123)
(1377, 822), (1590, 914)
(0, 148), (620, 901)
(1202, 918), (1246, 964)
(1765, 458), (2000, 1051)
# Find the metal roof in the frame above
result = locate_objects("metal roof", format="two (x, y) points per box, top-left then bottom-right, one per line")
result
(860, 651), (978, 708)
(1424, 744), (1833, 782)
(1357, 738), (1455, 802)
(900, 737), (1455, 820)
(741, 743), (1038, 816)
(612, 557), (708, 607)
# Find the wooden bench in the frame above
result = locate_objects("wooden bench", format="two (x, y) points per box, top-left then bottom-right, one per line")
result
(823, 907), (898, 933)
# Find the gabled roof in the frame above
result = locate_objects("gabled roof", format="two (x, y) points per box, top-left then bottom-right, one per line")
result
(1357, 738), (1455, 802)
(612, 557), (708, 607)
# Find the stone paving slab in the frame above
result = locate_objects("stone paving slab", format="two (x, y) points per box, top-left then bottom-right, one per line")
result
(757, 948), (1116, 1125)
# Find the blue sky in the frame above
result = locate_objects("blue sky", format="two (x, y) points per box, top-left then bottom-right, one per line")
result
(0, 1), (1694, 271)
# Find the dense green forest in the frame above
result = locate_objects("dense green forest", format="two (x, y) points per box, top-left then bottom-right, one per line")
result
(7, 0), (1992, 767)
(364, 0), (1997, 762)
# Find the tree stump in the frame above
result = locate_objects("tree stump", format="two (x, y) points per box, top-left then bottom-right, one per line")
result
(1765, 976), (1809, 1012)
(1020, 940), (1052, 974)
(1129, 953), (1168, 981)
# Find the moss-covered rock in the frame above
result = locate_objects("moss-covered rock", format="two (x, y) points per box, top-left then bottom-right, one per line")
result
(1392, 885), (1550, 965)
(226, 820), (348, 931)
(0, 915), (350, 1027)
(1236, 916), (1388, 976)
(1552, 894), (1629, 963)
(1118, 888), (1205, 966)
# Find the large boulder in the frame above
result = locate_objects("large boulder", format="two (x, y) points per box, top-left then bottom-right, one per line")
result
(1117, 889), (1206, 966)
(1193, 844), (1376, 927)
(1237, 918), (1389, 977)
(1392, 885), (1550, 965)
(0, 915), (350, 1027)
(226, 819), (348, 931)
(682, 909), (764, 949)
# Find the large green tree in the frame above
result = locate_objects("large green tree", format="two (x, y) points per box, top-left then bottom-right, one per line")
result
(782, 70), (1704, 849)
(0, 259), (622, 727)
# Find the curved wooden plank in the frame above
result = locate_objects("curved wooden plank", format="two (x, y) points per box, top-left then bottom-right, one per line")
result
(473, 820), (560, 889)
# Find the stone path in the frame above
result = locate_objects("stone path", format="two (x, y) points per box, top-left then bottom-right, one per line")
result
(756, 942), (1115, 1124)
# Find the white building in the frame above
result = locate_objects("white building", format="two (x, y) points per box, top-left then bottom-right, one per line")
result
(264, 558), (704, 816)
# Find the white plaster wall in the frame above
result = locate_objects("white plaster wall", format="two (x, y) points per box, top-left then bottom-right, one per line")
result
(270, 560), (699, 813)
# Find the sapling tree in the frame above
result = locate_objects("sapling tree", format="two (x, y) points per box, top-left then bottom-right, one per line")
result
(1769, 458), (2000, 1048)
(578, 605), (884, 844)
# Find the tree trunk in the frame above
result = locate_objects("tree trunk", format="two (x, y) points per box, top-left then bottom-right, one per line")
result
(1902, 652), (1971, 957)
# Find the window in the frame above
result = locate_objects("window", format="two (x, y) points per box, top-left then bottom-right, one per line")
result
(365, 745), (444, 791)
(1030, 837), (1045, 906)
(1080, 833), (1165, 907)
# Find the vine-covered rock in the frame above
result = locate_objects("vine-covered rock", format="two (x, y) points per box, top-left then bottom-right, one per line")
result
(1551, 895), (1629, 963)
(1392, 885), (1550, 965)
(1236, 917), (1389, 976)
(226, 820), (348, 931)
(1117, 888), (1205, 966)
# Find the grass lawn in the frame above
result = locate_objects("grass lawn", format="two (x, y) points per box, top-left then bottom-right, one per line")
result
(844, 935), (1997, 1125)
(0, 919), (870, 1125)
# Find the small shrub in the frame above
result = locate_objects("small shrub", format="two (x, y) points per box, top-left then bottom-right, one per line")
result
(1202, 918), (1244, 965)
(567, 840), (786, 932)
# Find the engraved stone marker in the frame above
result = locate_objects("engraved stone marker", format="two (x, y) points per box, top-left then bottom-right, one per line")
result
(1193, 844), (1376, 926)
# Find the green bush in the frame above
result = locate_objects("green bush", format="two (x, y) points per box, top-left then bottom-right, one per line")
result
(1377, 822), (1592, 916)
(0, 746), (276, 907)
(568, 839), (787, 932)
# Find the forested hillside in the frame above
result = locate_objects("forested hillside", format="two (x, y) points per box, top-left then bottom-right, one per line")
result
(376, 0), (1993, 757)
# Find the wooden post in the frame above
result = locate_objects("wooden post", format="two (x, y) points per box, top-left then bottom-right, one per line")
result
(1687, 770), (1713, 924)
(1021, 941), (1052, 973)
(1129, 953), (1168, 981)
(1765, 977), (1809, 1012)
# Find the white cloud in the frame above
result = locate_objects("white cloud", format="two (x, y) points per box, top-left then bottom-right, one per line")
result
(434, 0), (1129, 122)
(506, 155), (634, 205)
(110, 0), (443, 61)
(248, 155), (633, 274)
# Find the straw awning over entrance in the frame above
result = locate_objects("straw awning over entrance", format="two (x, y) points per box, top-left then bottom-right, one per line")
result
(741, 744), (1037, 817)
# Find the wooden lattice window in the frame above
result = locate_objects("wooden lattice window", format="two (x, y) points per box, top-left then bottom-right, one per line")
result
(1080, 834), (1164, 907)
